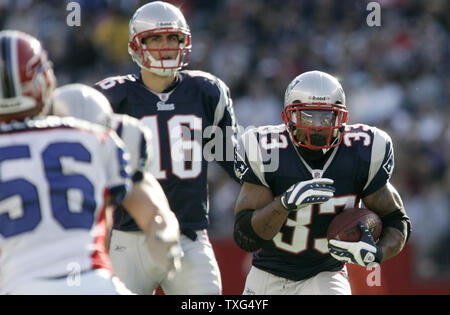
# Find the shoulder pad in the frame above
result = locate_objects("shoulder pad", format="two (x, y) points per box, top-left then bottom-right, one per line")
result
(93, 75), (135, 111)
(364, 126), (394, 190)
(343, 124), (394, 193)
(236, 124), (287, 186)
(95, 75), (136, 89)
(183, 70), (228, 97)
(183, 70), (233, 127)
(183, 70), (218, 82)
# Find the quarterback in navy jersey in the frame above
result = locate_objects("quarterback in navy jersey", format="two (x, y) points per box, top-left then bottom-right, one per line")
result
(94, 2), (238, 295)
(233, 71), (411, 295)
(95, 71), (237, 234)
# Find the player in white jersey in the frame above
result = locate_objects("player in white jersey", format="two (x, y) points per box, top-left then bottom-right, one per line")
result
(0, 116), (132, 295)
(49, 83), (182, 278)
(0, 30), (167, 295)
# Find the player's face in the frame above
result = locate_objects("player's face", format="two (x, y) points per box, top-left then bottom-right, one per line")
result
(293, 110), (338, 150)
(143, 34), (182, 60)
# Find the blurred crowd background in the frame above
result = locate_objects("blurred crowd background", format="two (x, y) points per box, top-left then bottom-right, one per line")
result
(1, 0), (448, 280)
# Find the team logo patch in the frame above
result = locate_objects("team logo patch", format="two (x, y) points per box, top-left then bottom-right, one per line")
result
(157, 101), (175, 111)
(382, 149), (394, 176)
(234, 150), (249, 181)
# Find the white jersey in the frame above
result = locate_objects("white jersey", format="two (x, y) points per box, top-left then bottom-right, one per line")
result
(109, 113), (153, 181)
(0, 116), (131, 294)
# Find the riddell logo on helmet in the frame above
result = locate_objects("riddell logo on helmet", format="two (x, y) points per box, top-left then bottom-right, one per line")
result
(159, 22), (175, 27)
(310, 96), (330, 101)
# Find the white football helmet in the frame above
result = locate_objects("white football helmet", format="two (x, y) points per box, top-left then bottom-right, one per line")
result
(281, 71), (348, 150)
(48, 83), (113, 126)
(128, 1), (191, 77)
(0, 30), (56, 121)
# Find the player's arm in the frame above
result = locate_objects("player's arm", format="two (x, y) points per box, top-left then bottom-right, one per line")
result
(234, 179), (335, 252)
(121, 173), (182, 273)
(119, 118), (181, 273)
(206, 76), (241, 182)
(328, 128), (411, 266)
(234, 182), (289, 250)
(105, 127), (181, 273)
(362, 183), (411, 262)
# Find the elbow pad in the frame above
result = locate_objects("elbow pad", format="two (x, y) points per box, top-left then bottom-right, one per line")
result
(233, 209), (265, 252)
(381, 209), (412, 244)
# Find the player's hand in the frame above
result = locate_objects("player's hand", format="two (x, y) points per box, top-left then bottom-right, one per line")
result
(146, 214), (183, 277)
(280, 178), (335, 211)
(328, 222), (383, 266)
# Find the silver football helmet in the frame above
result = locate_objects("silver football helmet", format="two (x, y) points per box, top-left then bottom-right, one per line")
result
(128, 1), (191, 77)
(281, 71), (348, 150)
(48, 83), (113, 126)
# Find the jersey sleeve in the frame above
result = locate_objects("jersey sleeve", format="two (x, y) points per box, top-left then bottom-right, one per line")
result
(234, 128), (270, 188)
(102, 130), (132, 205)
(111, 113), (153, 183)
(361, 128), (395, 197)
(203, 75), (240, 183)
(93, 76), (130, 112)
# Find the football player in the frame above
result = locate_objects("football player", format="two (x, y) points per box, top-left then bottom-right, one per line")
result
(233, 70), (412, 295)
(0, 30), (134, 294)
(48, 83), (182, 276)
(94, 2), (239, 295)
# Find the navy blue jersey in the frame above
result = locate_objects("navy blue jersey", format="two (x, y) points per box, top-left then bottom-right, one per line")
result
(94, 71), (238, 236)
(234, 123), (395, 281)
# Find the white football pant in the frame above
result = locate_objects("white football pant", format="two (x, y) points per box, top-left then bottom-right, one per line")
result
(243, 266), (351, 295)
(109, 229), (222, 295)
(6, 269), (132, 295)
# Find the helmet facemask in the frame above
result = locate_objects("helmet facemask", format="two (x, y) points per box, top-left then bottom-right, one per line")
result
(129, 28), (191, 77)
(282, 102), (348, 150)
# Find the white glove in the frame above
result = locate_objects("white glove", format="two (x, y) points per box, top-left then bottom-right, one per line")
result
(280, 178), (335, 211)
(328, 222), (383, 267)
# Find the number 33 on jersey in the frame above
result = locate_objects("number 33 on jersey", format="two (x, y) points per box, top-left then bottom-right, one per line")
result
(235, 123), (394, 280)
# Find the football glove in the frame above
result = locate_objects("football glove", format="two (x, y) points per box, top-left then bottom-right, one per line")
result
(280, 178), (335, 211)
(328, 222), (383, 267)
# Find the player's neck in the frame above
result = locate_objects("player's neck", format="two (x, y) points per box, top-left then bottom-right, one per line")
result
(141, 69), (176, 94)
(296, 146), (332, 169)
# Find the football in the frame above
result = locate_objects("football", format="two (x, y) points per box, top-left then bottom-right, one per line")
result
(327, 208), (382, 242)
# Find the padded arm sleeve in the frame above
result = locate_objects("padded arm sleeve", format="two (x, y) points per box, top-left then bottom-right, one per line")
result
(233, 209), (265, 252)
(381, 209), (412, 244)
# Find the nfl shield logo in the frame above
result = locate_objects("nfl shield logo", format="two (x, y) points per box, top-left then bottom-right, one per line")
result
(312, 170), (323, 178)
